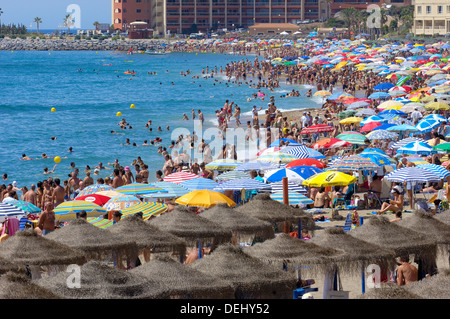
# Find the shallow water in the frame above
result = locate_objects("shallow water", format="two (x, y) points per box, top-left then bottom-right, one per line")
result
(0, 50), (322, 187)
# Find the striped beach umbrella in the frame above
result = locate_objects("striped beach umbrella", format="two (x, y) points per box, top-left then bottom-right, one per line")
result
(205, 159), (242, 171)
(216, 178), (271, 191)
(397, 141), (435, 155)
(270, 192), (314, 206)
(163, 171), (200, 184)
(415, 119), (441, 133)
(256, 152), (298, 163)
(327, 156), (381, 171)
(300, 124), (334, 134)
(384, 167), (441, 183)
(0, 202), (26, 222)
(235, 160), (280, 172)
(53, 200), (107, 222)
(86, 217), (114, 229)
(180, 178), (220, 191)
(417, 164), (450, 179)
(306, 147), (326, 159)
(75, 184), (115, 198)
(269, 181), (307, 194)
(282, 145), (310, 159)
(366, 129), (398, 140)
(216, 170), (252, 181)
(9, 200), (41, 215)
(390, 137), (426, 149)
(103, 196), (141, 211)
(265, 166), (323, 183)
(142, 181), (190, 199)
(121, 202), (167, 220)
(115, 183), (167, 196)
(336, 132), (369, 145)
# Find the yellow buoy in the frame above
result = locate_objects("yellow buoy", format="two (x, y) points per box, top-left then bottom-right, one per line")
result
(51, 107), (56, 112)
(54, 156), (61, 164)
(116, 112), (122, 116)
(130, 104), (135, 109)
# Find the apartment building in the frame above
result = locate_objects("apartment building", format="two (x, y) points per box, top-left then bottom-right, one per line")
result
(112, 0), (152, 30)
(412, 0), (450, 35)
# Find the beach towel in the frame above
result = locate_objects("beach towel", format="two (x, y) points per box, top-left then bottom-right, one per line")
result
(3, 218), (20, 236)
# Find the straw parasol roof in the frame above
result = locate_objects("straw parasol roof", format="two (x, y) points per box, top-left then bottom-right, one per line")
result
(234, 193), (315, 231)
(0, 272), (63, 299)
(130, 255), (235, 299)
(189, 244), (297, 299)
(348, 216), (438, 274)
(356, 282), (421, 299)
(37, 260), (167, 299)
(404, 268), (450, 299)
(0, 230), (86, 267)
(199, 204), (275, 243)
(309, 227), (397, 275)
(147, 206), (232, 247)
(46, 218), (138, 262)
(244, 233), (348, 275)
(434, 210), (450, 225)
(107, 215), (187, 257)
(0, 257), (26, 276)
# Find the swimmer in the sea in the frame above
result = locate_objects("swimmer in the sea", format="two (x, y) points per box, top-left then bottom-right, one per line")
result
(22, 153), (32, 160)
(43, 164), (57, 175)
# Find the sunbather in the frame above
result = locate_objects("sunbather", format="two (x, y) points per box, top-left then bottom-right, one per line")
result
(377, 188), (403, 215)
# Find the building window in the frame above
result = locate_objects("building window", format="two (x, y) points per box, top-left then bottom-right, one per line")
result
(417, 6), (421, 14)
(137, 0), (142, 2)
(426, 6), (431, 14)
(438, 6), (443, 14)
(447, 6), (450, 13)
(137, 9), (141, 13)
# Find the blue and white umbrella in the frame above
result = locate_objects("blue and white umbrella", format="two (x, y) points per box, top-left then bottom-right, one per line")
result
(415, 119), (441, 133)
(180, 178), (219, 191)
(0, 202), (27, 222)
(369, 92), (391, 99)
(306, 147), (326, 159)
(361, 148), (387, 155)
(358, 153), (394, 166)
(366, 129), (398, 140)
(270, 192), (314, 206)
(269, 138), (301, 147)
(348, 101), (370, 109)
(216, 170), (252, 181)
(360, 116), (387, 126)
(373, 83), (395, 91)
(216, 178), (271, 191)
(144, 181), (190, 198)
(423, 114), (447, 123)
(386, 124), (419, 132)
(265, 166), (323, 183)
(269, 181), (307, 194)
(282, 145), (310, 159)
(385, 167), (441, 183)
(396, 141), (436, 155)
(387, 118), (414, 126)
(378, 109), (407, 116)
(417, 164), (450, 179)
(390, 137), (426, 149)
(235, 160), (281, 172)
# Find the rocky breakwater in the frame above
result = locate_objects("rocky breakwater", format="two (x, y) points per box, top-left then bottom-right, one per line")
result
(0, 38), (163, 51)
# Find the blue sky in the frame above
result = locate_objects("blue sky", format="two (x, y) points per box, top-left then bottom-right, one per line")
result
(0, 0), (111, 30)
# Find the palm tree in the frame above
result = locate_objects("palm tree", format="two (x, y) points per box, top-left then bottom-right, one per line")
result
(0, 8), (3, 32)
(34, 17), (42, 34)
(340, 7), (358, 38)
(93, 21), (100, 30)
(64, 14), (74, 35)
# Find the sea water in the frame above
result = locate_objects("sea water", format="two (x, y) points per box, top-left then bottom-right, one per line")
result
(0, 50), (323, 187)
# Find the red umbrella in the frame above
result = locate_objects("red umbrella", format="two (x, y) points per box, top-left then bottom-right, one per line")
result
(361, 121), (382, 132)
(76, 194), (112, 207)
(312, 138), (352, 150)
(300, 124), (334, 135)
(286, 158), (326, 169)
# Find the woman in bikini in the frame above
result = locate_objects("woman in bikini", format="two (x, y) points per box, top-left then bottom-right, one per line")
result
(377, 188), (404, 215)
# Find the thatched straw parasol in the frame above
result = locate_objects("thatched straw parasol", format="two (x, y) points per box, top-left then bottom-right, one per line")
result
(130, 255), (235, 299)
(235, 193), (315, 232)
(46, 218), (138, 266)
(107, 215), (187, 263)
(404, 268), (450, 299)
(356, 282), (421, 299)
(37, 260), (167, 299)
(244, 233), (348, 276)
(348, 216), (438, 275)
(0, 257), (26, 276)
(147, 206), (232, 247)
(0, 272), (63, 299)
(0, 230), (86, 279)
(434, 210), (450, 225)
(189, 244), (297, 299)
(309, 227), (397, 275)
(199, 204), (275, 244)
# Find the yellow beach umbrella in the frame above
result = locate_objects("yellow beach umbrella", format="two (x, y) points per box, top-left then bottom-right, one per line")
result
(175, 190), (236, 208)
(384, 104), (404, 110)
(426, 101), (450, 110)
(339, 117), (363, 125)
(377, 101), (404, 109)
(302, 171), (357, 188)
(314, 90), (332, 97)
